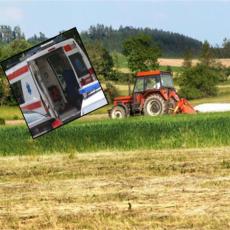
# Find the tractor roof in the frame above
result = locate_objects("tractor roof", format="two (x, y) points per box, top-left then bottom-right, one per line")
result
(136, 70), (171, 78)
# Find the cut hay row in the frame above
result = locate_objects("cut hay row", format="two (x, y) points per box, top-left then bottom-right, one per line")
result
(0, 148), (229, 229)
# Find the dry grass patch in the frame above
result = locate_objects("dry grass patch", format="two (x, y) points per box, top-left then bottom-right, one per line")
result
(0, 147), (229, 229)
(158, 58), (230, 67)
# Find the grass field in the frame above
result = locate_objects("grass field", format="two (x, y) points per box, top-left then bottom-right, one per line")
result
(1, 55), (230, 230)
(0, 147), (229, 229)
(0, 106), (22, 120)
(2, 82), (230, 120)
(1, 106), (230, 229)
(1, 112), (230, 155)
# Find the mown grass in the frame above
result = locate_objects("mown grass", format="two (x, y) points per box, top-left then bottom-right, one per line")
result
(0, 148), (229, 229)
(1, 112), (230, 156)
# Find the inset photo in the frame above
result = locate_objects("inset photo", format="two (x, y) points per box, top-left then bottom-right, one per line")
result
(0, 28), (108, 138)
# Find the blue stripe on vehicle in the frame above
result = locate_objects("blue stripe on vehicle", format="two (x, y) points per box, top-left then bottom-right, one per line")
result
(79, 81), (100, 94)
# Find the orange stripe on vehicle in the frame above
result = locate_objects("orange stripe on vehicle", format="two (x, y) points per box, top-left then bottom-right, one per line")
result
(21, 101), (42, 110)
(7, 65), (29, 81)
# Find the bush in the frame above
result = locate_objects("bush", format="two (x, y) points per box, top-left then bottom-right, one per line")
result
(0, 118), (5, 125)
(178, 64), (219, 99)
(104, 82), (119, 103)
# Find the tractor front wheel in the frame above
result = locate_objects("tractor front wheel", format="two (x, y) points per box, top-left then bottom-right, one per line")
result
(110, 106), (126, 119)
(143, 94), (167, 116)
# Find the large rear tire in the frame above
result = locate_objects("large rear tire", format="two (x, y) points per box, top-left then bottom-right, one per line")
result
(110, 106), (126, 119)
(143, 94), (167, 116)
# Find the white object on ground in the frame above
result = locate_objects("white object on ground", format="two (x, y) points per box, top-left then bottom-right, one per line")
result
(81, 90), (108, 116)
(194, 103), (230, 113)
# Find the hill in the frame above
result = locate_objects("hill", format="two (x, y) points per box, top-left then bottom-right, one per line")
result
(0, 24), (203, 58)
(81, 24), (203, 57)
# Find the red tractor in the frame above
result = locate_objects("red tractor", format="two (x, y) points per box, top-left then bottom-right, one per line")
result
(109, 70), (196, 118)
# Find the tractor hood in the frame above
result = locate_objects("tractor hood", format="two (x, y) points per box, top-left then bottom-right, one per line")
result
(114, 96), (132, 102)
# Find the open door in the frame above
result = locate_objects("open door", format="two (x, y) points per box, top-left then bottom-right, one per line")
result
(28, 60), (57, 118)
(28, 48), (83, 122)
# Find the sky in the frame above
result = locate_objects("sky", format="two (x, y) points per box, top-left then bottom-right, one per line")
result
(0, 0), (229, 46)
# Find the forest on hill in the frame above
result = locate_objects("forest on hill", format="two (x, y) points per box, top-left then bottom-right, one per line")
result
(81, 24), (203, 57)
(0, 24), (229, 58)
(0, 24), (203, 57)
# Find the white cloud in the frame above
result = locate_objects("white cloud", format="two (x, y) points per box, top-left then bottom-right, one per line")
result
(3, 7), (24, 21)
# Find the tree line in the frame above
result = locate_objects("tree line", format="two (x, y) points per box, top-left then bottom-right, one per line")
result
(81, 24), (203, 57)
(0, 25), (230, 105)
(0, 24), (230, 58)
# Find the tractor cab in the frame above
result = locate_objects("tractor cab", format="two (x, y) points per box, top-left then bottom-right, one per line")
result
(110, 70), (196, 119)
(134, 70), (174, 93)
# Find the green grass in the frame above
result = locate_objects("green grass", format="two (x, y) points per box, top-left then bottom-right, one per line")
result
(1, 82), (230, 119)
(0, 118), (5, 125)
(111, 52), (128, 68)
(90, 104), (111, 115)
(0, 106), (22, 120)
(191, 93), (230, 105)
(1, 112), (230, 156)
(159, 65), (182, 72)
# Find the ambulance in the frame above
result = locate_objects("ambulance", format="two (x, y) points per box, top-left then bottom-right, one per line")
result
(6, 38), (102, 129)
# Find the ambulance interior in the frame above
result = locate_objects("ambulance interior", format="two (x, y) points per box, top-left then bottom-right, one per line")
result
(28, 48), (83, 122)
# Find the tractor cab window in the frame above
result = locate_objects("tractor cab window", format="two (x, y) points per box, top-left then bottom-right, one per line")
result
(134, 78), (144, 92)
(161, 74), (174, 88)
(145, 76), (161, 90)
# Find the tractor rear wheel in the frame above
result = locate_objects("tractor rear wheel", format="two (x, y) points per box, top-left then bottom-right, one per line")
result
(110, 106), (126, 119)
(143, 94), (167, 116)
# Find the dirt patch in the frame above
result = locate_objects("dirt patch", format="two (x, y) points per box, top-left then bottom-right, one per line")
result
(5, 120), (25, 125)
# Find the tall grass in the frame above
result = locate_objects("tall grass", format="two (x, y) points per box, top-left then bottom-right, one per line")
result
(1, 112), (230, 156)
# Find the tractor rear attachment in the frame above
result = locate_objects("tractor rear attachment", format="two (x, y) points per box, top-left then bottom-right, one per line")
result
(173, 98), (197, 114)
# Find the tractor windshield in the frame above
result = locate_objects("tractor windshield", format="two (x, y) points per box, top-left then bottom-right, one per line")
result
(161, 74), (174, 88)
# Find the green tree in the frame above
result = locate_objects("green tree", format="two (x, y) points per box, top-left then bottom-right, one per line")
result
(0, 39), (31, 60)
(223, 38), (230, 57)
(178, 41), (221, 99)
(123, 34), (161, 73)
(0, 39), (31, 105)
(178, 64), (219, 99)
(183, 49), (193, 68)
(85, 41), (113, 81)
(200, 40), (215, 66)
(104, 82), (119, 103)
(0, 76), (11, 106)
